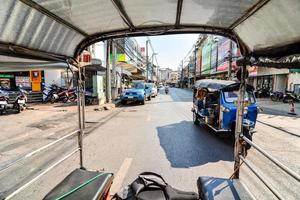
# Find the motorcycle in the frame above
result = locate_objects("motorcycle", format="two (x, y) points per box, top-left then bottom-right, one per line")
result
(13, 87), (28, 113)
(165, 87), (169, 94)
(270, 91), (284, 101)
(43, 84), (70, 103)
(255, 87), (271, 98)
(283, 90), (300, 103)
(0, 89), (9, 115)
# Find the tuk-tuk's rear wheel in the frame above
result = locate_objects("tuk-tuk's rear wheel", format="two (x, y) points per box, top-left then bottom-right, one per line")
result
(193, 112), (200, 125)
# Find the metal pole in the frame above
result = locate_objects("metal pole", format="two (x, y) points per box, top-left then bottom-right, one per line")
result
(228, 40), (233, 80)
(242, 136), (300, 181)
(82, 66), (86, 129)
(233, 64), (247, 178)
(187, 61), (190, 88)
(181, 60), (184, 88)
(146, 40), (149, 82)
(240, 156), (284, 200)
(77, 67), (84, 169)
(106, 40), (112, 103)
(112, 40), (117, 99)
(151, 54), (154, 81)
(4, 149), (79, 200)
(194, 47), (197, 84)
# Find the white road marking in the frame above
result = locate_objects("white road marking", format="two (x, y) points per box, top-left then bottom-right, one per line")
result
(110, 158), (133, 195)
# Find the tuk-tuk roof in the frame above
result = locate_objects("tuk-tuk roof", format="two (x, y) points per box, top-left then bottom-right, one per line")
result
(0, 0), (300, 63)
(194, 79), (236, 91)
(194, 79), (255, 92)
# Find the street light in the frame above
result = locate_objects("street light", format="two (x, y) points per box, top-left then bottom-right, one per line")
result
(150, 53), (158, 82)
(146, 39), (149, 82)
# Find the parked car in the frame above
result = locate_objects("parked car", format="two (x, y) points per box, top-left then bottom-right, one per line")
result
(121, 81), (151, 105)
(146, 83), (158, 97)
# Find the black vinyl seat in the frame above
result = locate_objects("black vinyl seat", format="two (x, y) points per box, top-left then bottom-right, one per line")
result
(197, 177), (254, 200)
(43, 169), (113, 200)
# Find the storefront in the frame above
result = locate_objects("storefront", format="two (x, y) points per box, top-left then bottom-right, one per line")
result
(0, 71), (43, 91)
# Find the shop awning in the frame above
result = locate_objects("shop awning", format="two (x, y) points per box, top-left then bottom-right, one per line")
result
(0, 55), (73, 72)
(116, 61), (144, 74)
(0, 0), (300, 63)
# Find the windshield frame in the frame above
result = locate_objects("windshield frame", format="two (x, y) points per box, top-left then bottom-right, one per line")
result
(222, 90), (256, 104)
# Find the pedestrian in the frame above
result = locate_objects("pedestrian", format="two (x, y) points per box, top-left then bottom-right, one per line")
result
(195, 88), (207, 110)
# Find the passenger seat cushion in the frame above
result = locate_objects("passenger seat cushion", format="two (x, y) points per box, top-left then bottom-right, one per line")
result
(43, 168), (113, 200)
(197, 176), (254, 200)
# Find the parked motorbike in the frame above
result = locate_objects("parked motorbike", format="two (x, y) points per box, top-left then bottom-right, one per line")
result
(0, 89), (9, 115)
(283, 90), (300, 103)
(270, 91), (284, 101)
(255, 87), (271, 98)
(67, 87), (77, 102)
(85, 88), (97, 105)
(13, 87), (28, 113)
(43, 84), (72, 103)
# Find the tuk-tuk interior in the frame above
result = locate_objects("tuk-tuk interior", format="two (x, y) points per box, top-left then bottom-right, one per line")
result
(1, 0), (300, 199)
(193, 81), (257, 135)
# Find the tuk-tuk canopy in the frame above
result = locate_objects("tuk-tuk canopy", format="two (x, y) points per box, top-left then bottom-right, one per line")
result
(194, 79), (235, 91)
(194, 79), (255, 92)
(0, 0), (300, 62)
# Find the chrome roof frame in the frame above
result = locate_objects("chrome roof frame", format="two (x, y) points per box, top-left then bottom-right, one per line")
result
(0, 0), (300, 66)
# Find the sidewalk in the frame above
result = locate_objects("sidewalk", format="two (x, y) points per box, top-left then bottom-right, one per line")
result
(257, 98), (300, 116)
(256, 98), (300, 137)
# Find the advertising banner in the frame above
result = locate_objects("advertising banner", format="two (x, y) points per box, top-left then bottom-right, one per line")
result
(196, 48), (202, 76)
(217, 37), (230, 72)
(201, 41), (212, 75)
(210, 42), (218, 73)
(16, 76), (31, 88)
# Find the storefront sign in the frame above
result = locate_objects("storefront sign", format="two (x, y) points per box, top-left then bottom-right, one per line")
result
(16, 76), (31, 87)
(196, 48), (202, 75)
(0, 74), (14, 78)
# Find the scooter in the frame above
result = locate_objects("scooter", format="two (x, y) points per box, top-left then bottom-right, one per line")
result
(270, 91), (284, 101)
(283, 91), (300, 103)
(165, 87), (169, 94)
(0, 90), (9, 115)
(43, 84), (69, 103)
(13, 87), (28, 113)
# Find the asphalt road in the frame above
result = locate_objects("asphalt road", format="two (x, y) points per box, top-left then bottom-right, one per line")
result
(0, 88), (299, 199)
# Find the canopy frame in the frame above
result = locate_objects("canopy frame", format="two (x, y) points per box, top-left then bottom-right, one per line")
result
(0, 0), (299, 64)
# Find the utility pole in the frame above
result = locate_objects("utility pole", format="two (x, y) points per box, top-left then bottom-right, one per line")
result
(187, 59), (190, 88)
(146, 40), (149, 82)
(194, 46), (197, 85)
(151, 55), (154, 81)
(228, 40), (233, 80)
(181, 60), (184, 88)
(106, 40), (112, 103)
(111, 40), (117, 99)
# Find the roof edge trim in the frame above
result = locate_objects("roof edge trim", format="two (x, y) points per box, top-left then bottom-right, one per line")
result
(0, 42), (69, 62)
(74, 25), (238, 57)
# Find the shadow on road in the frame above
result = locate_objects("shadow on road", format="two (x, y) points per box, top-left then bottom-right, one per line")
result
(157, 120), (233, 168)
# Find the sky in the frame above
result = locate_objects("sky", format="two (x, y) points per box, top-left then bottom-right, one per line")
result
(134, 34), (199, 71)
